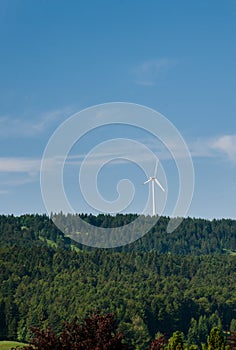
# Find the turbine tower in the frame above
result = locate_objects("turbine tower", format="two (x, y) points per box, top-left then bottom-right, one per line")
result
(144, 161), (165, 216)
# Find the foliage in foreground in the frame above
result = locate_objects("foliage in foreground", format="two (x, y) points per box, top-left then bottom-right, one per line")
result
(11, 313), (236, 350)
(12, 313), (130, 350)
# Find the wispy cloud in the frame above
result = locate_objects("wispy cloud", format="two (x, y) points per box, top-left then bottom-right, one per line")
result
(0, 157), (40, 173)
(133, 58), (177, 86)
(0, 157), (40, 191)
(1, 134), (235, 178)
(182, 134), (236, 164)
(210, 134), (236, 162)
(189, 138), (217, 158)
(0, 106), (72, 138)
(2, 176), (38, 187)
(65, 134), (236, 167)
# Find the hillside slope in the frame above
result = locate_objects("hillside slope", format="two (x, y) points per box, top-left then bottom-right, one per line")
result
(0, 214), (236, 349)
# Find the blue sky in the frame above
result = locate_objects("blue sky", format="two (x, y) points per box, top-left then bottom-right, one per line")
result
(0, 0), (236, 219)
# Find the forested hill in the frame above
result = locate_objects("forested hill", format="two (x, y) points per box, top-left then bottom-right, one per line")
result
(1, 213), (236, 254)
(1, 214), (236, 349)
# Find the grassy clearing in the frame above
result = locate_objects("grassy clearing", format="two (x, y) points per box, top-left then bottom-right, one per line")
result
(0, 341), (27, 349)
(39, 235), (57, 248)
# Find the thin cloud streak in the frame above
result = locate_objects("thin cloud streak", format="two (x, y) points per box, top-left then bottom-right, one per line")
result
(1, 134), (235, 176)
(2, 176), (38, 187)
(0, 106), (72, 138)
(0, 157), (40, 173)
(66, 134), (236, 167)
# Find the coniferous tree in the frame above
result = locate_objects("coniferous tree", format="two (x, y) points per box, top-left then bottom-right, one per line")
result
(168, 331), (184, 350)
(207, 327), (225, 350)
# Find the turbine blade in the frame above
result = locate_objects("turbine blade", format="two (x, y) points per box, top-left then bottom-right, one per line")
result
(155, 178), (165, 192)
(144, 178), (152, 184)
(154, 160), (158, 177)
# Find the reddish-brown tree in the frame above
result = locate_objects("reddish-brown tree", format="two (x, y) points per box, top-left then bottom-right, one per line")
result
(12, 312), (131, 350)
(149, 334), (168, 350)
(226, 331), (236, 350)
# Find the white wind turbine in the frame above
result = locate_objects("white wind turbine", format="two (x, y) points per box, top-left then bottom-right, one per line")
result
(144, 161), (165, 216)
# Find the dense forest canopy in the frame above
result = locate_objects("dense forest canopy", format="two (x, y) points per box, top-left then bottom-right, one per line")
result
(0, 214), (236, 349)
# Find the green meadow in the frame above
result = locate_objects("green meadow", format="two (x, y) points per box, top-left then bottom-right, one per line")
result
(0, 341), (26, 349)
